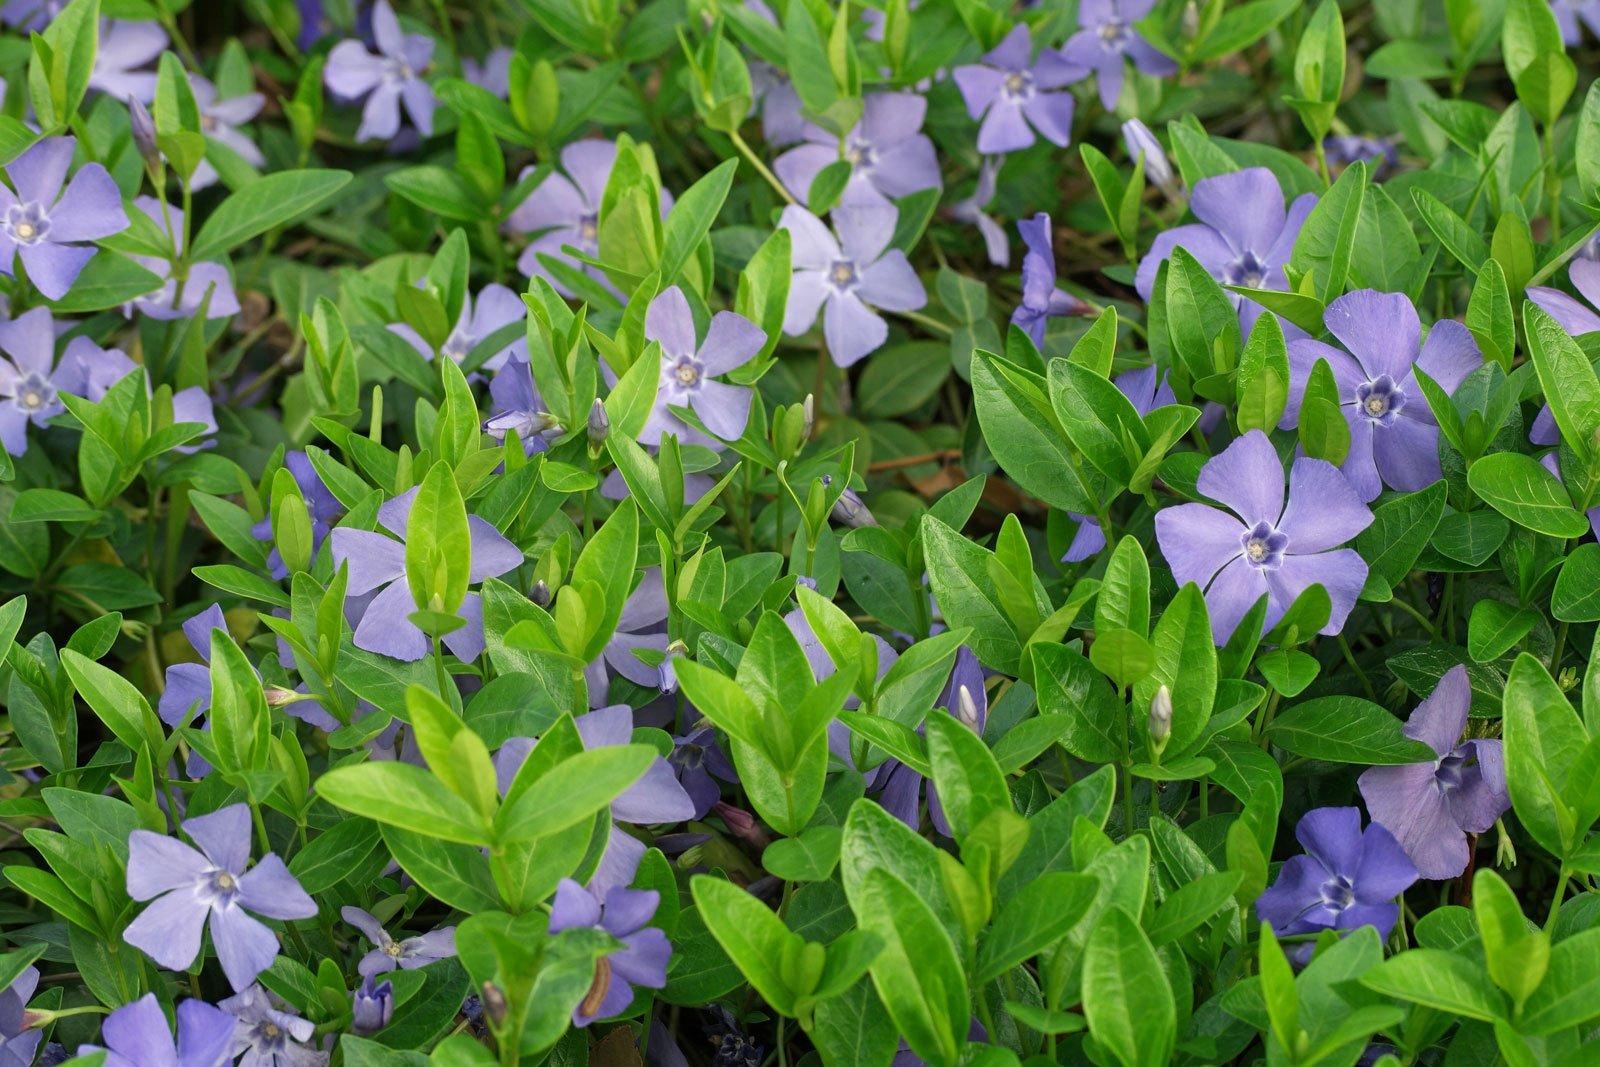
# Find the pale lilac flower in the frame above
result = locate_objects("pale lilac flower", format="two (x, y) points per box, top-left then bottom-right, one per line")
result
(0, 967), (39, 1067)
(1527, 257), (1600, 336)
(750, 65), (806, 147)
(75, 343), (217, 452)
(124, 804), (317, 991)
(600, 465), (712, 506)
(463, 47), (512, 97)
(252, 451), (342, 579)
(547, 879), (670, 1026)
(774, 92), (940, 207)
(324, 0), (436, 142)
(1552, 0), (1600, 44)
(0, 0), (60, 30)
(389, 282), (526, 372)
(1062, 366), (1175, 561)
(496, 705), (694, 892)
(779, 201), (926, 367)
(1283, 290), (1482, 501)
(641, 286), (764, 448)
(0, 137), (127, 301)
(1323, 135), (1399, 181)
(1256, 807), (1418, 940)
(157, 604), (229, 777)
(948, 157), (1008, 267)
(1061, 0), (1177, 110)
(1135, 167), (1316, 336)
(952, 25), (1083, 154)
(340, 906), (457, 977)
(220, 985), (325, 1067)
(584, 568), (670, 708)
(76, 994), (235, 1067)
(1011, 212), (1090, 346)
(190, 76), (268, 190)
(89, 21), (167, 103)
(350, 976), (394, 1037)
(668, 726), (737, 820)
(128, 196), (241, 321)
(485, 356), (555, 450)
(328, 486), (523, 662)
(0, 307), (84, 456)
(1121, 118), (1179, 196)
(1153, 429), (1372, 643)
(1358, 666), (1509, 880)
(785, 609), (899, 785)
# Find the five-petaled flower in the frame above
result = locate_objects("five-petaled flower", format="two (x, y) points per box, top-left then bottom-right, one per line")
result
(340, 906), (457, 977)
(324, 0), (437, 143)
(0, 306), (87, 457)
(547, 878), (671, 1027)
(952, 24), (1082, 155)
(1061, 0), (1178, 110)
(642, 285), (765, 448)
(774, 92), (941, 208)
(76, 993), (236, 1067)
(0, 136), (127, 301)
(1256, 806), (1418, 941)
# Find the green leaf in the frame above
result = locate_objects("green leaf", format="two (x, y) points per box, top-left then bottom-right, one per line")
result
(190, 169), (352, 261)
(858, 868), (968, 1067)
(1082, 907), (1175, 1067)
(924, 714), (1009, 841)
(1467, 451), (1590, 538)
(762, 825), (843, 883)
(494, 744), (654, 843)
(406, 463), (472, 618)
(317, 762), (493, 846)
(1290, 159), (1365, 300)
(691, 874), (800, 1017)
(1467, 600), (1538, 663)
(1356, 480), (1446, 589)
(1359, 948), (1505, 1021)
(660, 158), (737, 283)
(1265, 696), (1437, 764)
(1503, 653), (1590, 858)
(47, 254), (163, 313)
(1525, 300), (1600, 464)
(975, 872), (1095, 984)
(1553, 543), (1600, 622)
(1235, 311), (1290, 433)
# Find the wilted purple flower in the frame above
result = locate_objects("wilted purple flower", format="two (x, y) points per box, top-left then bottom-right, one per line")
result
(463, 47), (513, 97)
(76, 994), (235, 1067)
(780, 201), (925, 367)
(1121, 118), (1178, 196)
(128, 196), (241, 321)
(329, 486), (522, 662)
(1528, 257), (1600, 336)
(89, 21), (167, 103)
(124, 804), (318, 991)
(1552, 0), (1600, 44)
(949, 157), (1008, 267)
(585, 568), (670, 707)
(1323, 135), (1399, 181)
(485, 356), (556, 450)
(1284, 290), (1482, 502)
(1135, 167), (1316, 336)
(1012, 212), (1090, 346)
(324, 0), (436, 142)
(251, 452), (342, 579)
(1358, 666), (1509, 880)
(0, 966), (39, 1067)
(351, 976), (394, 1037)
(0, 0), (60, 30)
(340, 906), (457, 977)
(952, 24), (1082, 154)
(190, 76), (268, 190)
(668, 726), (738, 820)
(0, 137), (127, 301)
(642, 286), (764, 448)
(1154, 430), (1372, 643)
(220, 985), (324, 1067)
(0, 307), (84, 456)
(547, 879), (670, 1027)
(1256, 806), (1418, 940)
(774, 92), (940, 207)
(1061, 366), (1176, 562)
(390, 283), (527, 372)
(1062, 0), (1177, 110)
(496, 704), (694, 892)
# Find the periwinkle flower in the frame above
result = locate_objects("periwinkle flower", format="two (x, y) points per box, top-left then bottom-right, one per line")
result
(329, 486), (523, 662)
(1527, 257), (1600, 337)
(547, 878), (671, 1027)
(1323, 135), (1399, 181)
(0, 136), (127, 301)
(496, 704), (694, 892)
(340, 906), (457, 977)
(157, 604), (230, 774)
(351, 977), (394, 1037)
(324, 0), (437, 143)
(76, 993), (236, 1067)
(952, 24), (1082, 154)
(190, 76), (268, 190)
(1153, 429), (1372, 643)
(0, 307), (85, 456)
(1551, 0), (1600, 45)
(128, 196), (241, 321)
(1256, 806), (1418, 940)
(585, 568), (670, 707)
(1011, 212), (1090, 346)
(75, 343), (217, 453)
(642, 286), (764, 448)
(1061, 0), (1178, 110)
(124, 804), (318, 991)
(1530, 407), (1600, 538)
(1135, 167), (1316, 336)
(0, 0), (60, 30)
(390, 283), (527, 373)
(705, 1005), (764, 1066)
(1061, 366), (1176, 562)
(0, 966), (39, 1067)
(89, 20), (167, 103)
(251, 452), (341, 579)
(774, 92), (941, 207)
(1121, 118), (1179, 196)
(485, 356), (555, 451)
(463, 47), (513, 97)
(668, 726), (738, 820)
(1283, 290), (1482, 502)
(948, 157), (1009, 267)
(220, 985), (325, 1066)
(779, 201), (926, 367)
(750, 65), (806, 147)
(1357, 666), (1509, 880)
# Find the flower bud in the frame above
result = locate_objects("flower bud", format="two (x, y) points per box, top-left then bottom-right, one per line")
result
(955, 684), (981, 730)
(829, 487), (876, 528)
(586, 397), (609, 450)
(351, 976), (394, 1036)
(529, 579), (552, 609)
(128, 97), (160, 169)
(264, 685), (301, 708)
(1121, 118), (1179, 200)
(802, 393), (815, 439)
(659, 639), (687, 694)
(1148, 684), (1172, 755)
(480, 982), (509, 1028)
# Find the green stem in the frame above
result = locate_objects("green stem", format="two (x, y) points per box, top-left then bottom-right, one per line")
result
(1389, 594), (1439, 639)
(1336, 634), (1376, 701)
(730, 130), (796, 205)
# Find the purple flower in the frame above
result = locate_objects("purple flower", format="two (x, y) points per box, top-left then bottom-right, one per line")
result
(157, 604), (230, 775)
(952, 24), (1082, 154)
(584, 568), (670, 707)
(495, 704), (695, 893)
(1323, 135), (1399, 181)
(1135, 167), (1316, 337)
(324, 0), (436, 143)
(351, 976), (394, 1037)
(295, 0), (332, 48)
(1062, 0), (1178, 110)
(190, 76), (268, 191)
(485, 356), (555, 450)
(780, 201), (926, 367)
(89, 20), (167, 103)
(1528, 257), (1600, 336)
(251, 451), (342, 579)
(1153, 430), (1372, 643)
(124, 804), (318, 991)
(0, 966), (39, 1067)
(1358, 666), (1509, 880)
(1011, 212), (1089, 346)
(948, 157), (1009, 267)
(774, 92), (941, 207)
(389, 282), (527, 372)
(220, 985), (324, 1066)
(73, 341), (217, 452)
(76, 994), (236, 1067)
(340, 906), (457, 977)
(0, 307), (85, 456)
(463, 47), (513, 97)
(1284, 290), (1482, 502)
(128, 196), (241, 321)
(328, 486), (523, 662)
(751, 65), (806, 147)
(0, 137), (127, 301)
(1256, 806), (1418, 940)
(1551, 0), (1600, 45)
(1062, 366), (1176, 561)
(877, 646), (988, 833)
(642, 286), (764, 448)
(547, 878), (670, 1027)
(1122, 118), (1178, 196)
(667, 726), (738, 820)
(1531, 408), (1600, 537)
(0, 0), (61, 30)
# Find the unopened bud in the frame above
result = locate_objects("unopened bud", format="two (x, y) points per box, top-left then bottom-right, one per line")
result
(955, 684), (981, 730)
(480, 982), (509, 1028)
(1495, 818), (1517, 868)
(484, 409), (560, 441)
(529, 579), (552, 609)
(128, 96), (159, 167)
(660, 639), (687, 694)
(264, 685), (301, 708)
(587, 398), (609, 449)
(714, 801), (769, 847)
(1148, 684), (1172, 753)
(829, 487), (876, 528)
(1121, 118), (1179, 199)
(1181, 0), (1201, 38)
(802, 393), (815, 439)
